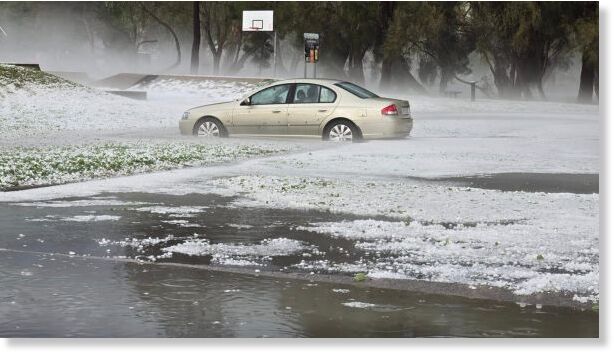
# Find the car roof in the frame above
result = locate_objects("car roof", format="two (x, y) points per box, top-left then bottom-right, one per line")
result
(269, 78), (344, 85)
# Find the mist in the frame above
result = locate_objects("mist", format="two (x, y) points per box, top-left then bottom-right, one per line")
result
(0, 1), (597, 102)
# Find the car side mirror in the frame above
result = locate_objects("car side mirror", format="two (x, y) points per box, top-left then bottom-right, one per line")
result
(240, 97), (251, 106)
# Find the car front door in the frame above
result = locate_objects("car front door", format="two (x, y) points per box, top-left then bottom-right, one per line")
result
(232, 84), (291, 135)
(287, 84), (337, 136)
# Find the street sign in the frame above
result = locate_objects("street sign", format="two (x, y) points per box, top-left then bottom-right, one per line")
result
(304, 33), (319, 63)
(242, 11), (274, 31)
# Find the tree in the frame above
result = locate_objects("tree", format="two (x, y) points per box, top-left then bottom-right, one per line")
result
(471, 2), (577, 99)
(190, 1), (201, 74)
(574, 2), (598, 103)
(201, 2), (242, 74)
(389, 2), (475, 93)
(140, 2), (182, 71)
(380, 2), (432, 93)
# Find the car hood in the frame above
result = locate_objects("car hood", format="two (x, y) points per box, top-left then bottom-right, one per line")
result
(187, 100), (236, 111)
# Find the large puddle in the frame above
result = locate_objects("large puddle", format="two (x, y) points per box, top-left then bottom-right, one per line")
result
(0, 192), (599, 337)
(413, 173), (599, 194)
(0, 250), (598, 337)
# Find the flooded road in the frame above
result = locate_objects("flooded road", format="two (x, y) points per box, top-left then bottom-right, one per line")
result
(0, 192), (599, 337)
(0, 250), (598, 337)
(415, 173), (599, 194)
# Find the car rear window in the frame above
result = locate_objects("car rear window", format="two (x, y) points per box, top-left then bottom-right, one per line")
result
(334, 82), (379, 99)
(319, 86), (337, 103)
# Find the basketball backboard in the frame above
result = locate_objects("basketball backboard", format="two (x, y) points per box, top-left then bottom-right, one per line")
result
(242, 10), (273, 31)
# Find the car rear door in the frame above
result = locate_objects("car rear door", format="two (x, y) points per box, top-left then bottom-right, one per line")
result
(287, 84), (338, 136)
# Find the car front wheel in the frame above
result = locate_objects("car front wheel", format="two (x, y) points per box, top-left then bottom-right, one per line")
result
(193, 117), (227, 138)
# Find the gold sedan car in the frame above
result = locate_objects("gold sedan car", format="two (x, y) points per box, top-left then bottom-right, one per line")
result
(179, 79), (412, 141)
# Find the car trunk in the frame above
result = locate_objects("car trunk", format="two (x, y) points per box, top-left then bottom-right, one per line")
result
(365, 97), (411, 117)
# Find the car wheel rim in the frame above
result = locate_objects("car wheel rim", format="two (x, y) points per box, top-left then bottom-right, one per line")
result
(198, 121), (220, 137)
(329, 124), (353, 141)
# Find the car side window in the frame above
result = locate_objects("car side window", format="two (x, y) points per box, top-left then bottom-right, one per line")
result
(319, 86), (337, 103)
(250, 84), (291, 105)
(294, 84), (320, 104)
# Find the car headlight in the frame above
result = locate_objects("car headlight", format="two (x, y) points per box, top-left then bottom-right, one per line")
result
(181, 112), (189, 120)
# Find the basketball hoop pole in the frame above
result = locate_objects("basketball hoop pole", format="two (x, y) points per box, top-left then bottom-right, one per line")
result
(273, 31), (277, 78)
(242, 11), (275, 76)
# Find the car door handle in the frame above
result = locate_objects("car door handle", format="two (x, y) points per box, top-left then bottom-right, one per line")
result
(272, 110), (282, 113)
(318, 109), (328, 112)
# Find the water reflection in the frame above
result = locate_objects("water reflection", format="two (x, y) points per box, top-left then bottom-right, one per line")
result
(0, 250), (599, 337)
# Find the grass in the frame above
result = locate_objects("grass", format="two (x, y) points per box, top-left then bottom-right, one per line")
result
(0, 142), (285, 190)
(0, 64), (74, 95)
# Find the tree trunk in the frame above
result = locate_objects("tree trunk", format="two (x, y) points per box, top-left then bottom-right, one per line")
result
(213, 51), (222, 74)
(439, 69), (452, 94)
(141, 3), (181, 72)
(231, 31), (242, 70)
(348, 48), (366, 84)
(577, 49), (595, 103)
(379, 56), (393, 89)
(381, 54), (427, 94)
(377, 1), (396, 90)
(190, 2), (201, 74)
(274, 33), (287, 76)
(594, 69), (599, 99)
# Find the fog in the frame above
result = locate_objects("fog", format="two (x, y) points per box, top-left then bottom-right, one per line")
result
(0, 2), (587, 102)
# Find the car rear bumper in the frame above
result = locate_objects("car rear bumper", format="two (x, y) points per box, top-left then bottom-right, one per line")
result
(360, 116), (413, 139)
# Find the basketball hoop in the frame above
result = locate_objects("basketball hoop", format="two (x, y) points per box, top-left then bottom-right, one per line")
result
(250, 19), (264, 31)
(242, 11), (273, 32)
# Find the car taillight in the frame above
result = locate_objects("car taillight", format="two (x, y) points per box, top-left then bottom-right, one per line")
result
(381, 104), (398, 116)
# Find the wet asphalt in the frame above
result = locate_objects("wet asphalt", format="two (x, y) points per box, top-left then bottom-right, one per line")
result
(0, 189), (599, 337)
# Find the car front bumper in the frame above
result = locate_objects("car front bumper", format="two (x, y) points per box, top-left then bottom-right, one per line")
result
(179, 119), (196, 135)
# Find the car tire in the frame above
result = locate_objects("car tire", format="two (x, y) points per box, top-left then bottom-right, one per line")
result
(323, 119), (362, 142)
(193, 117), (228, 138)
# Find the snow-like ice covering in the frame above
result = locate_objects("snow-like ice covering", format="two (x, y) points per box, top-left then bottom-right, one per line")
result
(12, 199), (140, 208)
(163, 238), (307, 266)
(226, 223), (254, 229)
(161, 220), (202, 227)
(0, 65), (261, 139)
(408, 94), (599, 114)
(297, 219), (598, 298)
(0, 66), (172, 138)
(0, 70), (599, 301)
(97, 235), (181, 254)
(342, 301), (378, 309)
(129, 77), (264, 108)
(206, 175), (597, 223)
(60, 215), (121, 222)
(133, 206), (208, 215)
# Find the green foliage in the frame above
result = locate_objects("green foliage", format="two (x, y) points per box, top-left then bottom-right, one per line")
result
(2, 2), (599, 97)
(353, 272), (367, 282)
(0, 65), (75, 97)
(0, 143), (285, 190)
(469, 1), (591, 99)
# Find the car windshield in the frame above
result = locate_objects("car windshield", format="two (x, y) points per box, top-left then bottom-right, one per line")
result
(334, 82), (379, 99)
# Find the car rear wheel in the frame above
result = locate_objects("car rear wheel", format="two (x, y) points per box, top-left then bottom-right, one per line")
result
(193, 117), (227, 138)
(323, 120), (361, 142)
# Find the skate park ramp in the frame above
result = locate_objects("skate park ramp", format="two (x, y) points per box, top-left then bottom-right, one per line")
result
(91, 73), (271, 90)
(48, 71), (95, 86)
